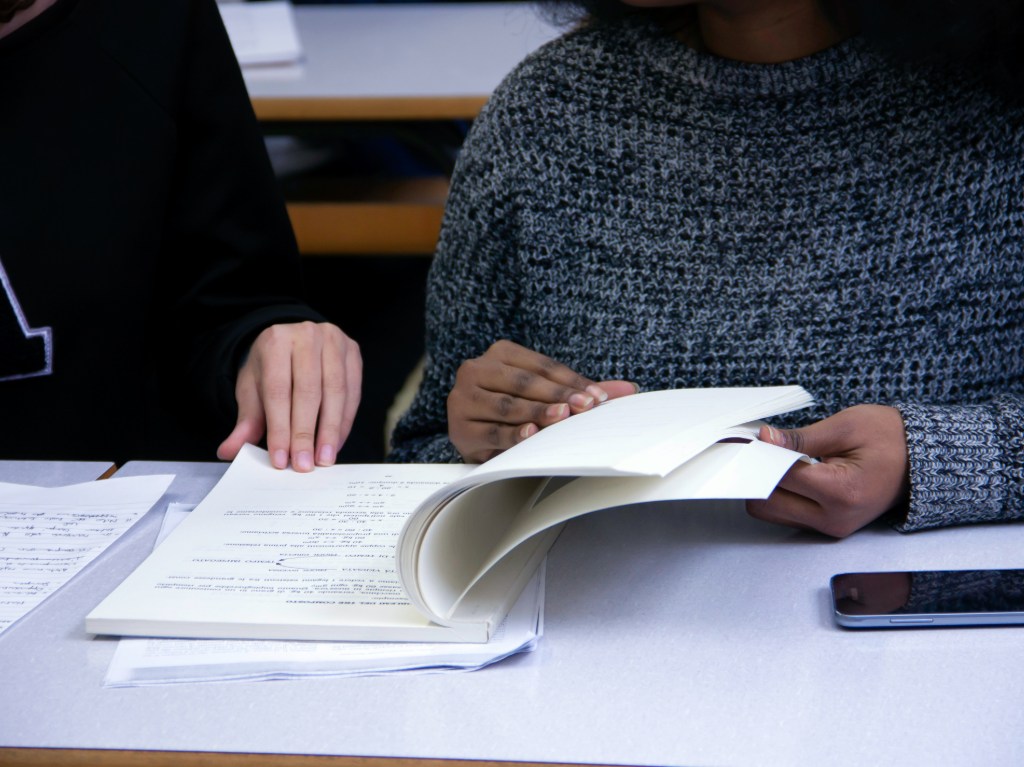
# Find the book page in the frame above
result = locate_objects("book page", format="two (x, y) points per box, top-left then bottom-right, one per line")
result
(414, 440), (802, 620)
(397, 387), (811, 621)
(464, 387), (812, 481)
(87, 445), (481, 642)
(458, 439), (804, 600)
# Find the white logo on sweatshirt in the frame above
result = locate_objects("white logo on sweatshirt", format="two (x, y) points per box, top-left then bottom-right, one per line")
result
(0, 256), (53, 381)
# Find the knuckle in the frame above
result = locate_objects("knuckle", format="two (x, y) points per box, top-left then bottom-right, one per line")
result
(457, 357), (484, 382)
(293, 381), (322, 402)
(485, 422), (502, 447)
(291, 432), (316, 448)
(322, 370), (347, 394)
(262, 381), (292, 403)
(496, 395), (515, 418)
(316, 420), (342, 439)
(446, 389), (462, 412)
(510, 369), (533, 394)
(536, 353), (558, 372)
(787, 430), (806, 455)
(489, 339), (514, 356)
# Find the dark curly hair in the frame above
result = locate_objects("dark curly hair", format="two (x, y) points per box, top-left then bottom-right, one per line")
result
(540, 0), (1024, 91)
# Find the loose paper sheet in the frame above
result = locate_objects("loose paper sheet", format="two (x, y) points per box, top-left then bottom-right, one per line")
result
(104, 503), (543, 686)
(0, 474), (174, 636)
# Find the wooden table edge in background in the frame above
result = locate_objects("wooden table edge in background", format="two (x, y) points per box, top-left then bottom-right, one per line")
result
(252, 96), (488, 123)
(257, 98), (466, 256)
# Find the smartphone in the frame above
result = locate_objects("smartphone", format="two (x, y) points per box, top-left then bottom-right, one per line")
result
(830, 569), (1024, 629)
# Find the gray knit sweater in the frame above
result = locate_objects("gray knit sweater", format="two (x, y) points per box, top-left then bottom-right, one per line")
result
(389, 18), (1024, 533)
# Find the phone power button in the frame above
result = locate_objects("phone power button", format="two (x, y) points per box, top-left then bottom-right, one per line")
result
(889, 617), (934, 625)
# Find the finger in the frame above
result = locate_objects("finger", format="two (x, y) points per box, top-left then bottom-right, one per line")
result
(746, 486), (825, 532)
(256, 336), (294, 471)
(776, 457), (861, 515)
(337, 336), (362, 454)
(761, 423), (862, 507)
(287, 325), (323, 473)
(749, 481), (870, 539)
(481, 341), (599, 412)
(761, 419), (855, 460)
(450, 385), (573, 429)
(219, 368), (267, 461)
(216, 417), (265, 461)
(458, 421), (539, 463)
(492, 363), (596, 411)
(311, 327), (360, 462)
(491, 339), (597, 389)
(594, 380), (639, 401)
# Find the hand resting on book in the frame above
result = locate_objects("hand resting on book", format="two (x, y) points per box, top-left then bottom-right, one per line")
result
(217, 321), (362, 472)
(448, 339), (637, 463)
(747, 404), (910, 538)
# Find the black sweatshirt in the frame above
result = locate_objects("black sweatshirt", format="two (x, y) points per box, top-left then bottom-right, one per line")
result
(0, 0), (323, 461)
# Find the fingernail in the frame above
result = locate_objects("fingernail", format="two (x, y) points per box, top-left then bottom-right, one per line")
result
(295, 451), (314, 472)
(317, 445), (336, 466)
(519, 423), (538, 439)
(546, 403), (568, 419)
(568, 392), (594, 410)
(586, 385), (608, 403)
(768, 426), (785, 447)
(272, 449), (289, 469)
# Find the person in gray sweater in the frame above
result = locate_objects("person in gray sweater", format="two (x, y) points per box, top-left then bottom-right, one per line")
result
(389, 0), (1024, 538)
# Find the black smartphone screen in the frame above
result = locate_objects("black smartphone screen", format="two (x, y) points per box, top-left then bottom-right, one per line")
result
(830, 569), (1024, 628)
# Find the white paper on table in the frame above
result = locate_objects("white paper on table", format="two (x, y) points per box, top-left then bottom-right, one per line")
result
(103, 502), (544, 686)
(217, 1), (303, 66)
(0, 474), (174, 636)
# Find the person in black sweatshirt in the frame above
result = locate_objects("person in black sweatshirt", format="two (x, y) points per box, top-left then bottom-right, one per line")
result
(0, 0), (361, 469)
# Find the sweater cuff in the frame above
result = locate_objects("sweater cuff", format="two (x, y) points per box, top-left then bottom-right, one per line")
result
(892, 402), (1007, 532)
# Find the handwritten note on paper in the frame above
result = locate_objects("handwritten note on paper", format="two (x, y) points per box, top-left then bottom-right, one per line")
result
(0, 475), (174, 635)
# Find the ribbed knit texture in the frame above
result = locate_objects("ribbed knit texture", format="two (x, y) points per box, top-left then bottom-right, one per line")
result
(389, 18), (1024, 533)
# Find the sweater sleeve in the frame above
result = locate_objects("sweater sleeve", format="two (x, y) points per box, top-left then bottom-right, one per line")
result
(893, 395), (1024, 531)
(388, 89), (528, 463)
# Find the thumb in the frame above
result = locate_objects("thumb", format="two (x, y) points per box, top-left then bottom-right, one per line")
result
(217, 374), (267, 461)
(758, 421), (838, 459)
(761, 421), (815, 458)
(217, 417), (266, 461)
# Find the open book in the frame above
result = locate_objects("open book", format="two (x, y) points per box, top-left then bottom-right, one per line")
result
(87, 386), (812, 643)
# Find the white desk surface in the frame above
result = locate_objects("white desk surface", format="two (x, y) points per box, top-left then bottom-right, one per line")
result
(243, 3), (562, 106)
(0, 460), (114, 486)
(2, 460), (1023, 766)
